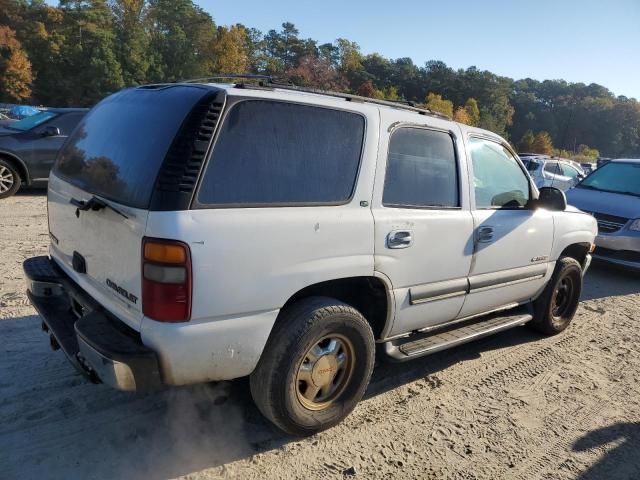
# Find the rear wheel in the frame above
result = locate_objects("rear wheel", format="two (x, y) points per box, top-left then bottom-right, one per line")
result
(530, 257), (583, 335)
(250, 297), (375, 436)
(0, 159), (21, 199)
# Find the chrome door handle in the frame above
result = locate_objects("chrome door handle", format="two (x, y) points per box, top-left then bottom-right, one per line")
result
(387, 230), (413, 249)
(477, 226), (494, 243)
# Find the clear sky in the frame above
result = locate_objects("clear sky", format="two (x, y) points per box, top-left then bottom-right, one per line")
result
(197, 0), (640, 99)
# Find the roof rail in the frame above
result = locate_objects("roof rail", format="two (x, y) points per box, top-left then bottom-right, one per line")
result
(179, 74), (450, 120)
(179, 74), (272, 84)
(254, 83), (450, 119)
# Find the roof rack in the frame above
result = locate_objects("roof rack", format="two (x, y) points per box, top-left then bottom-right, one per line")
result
(255, 83), (450, 119)
(178, 74), (450, 120)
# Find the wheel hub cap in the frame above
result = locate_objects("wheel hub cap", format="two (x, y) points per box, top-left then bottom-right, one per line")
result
(0, 166), (14, 194)
(295, 335), (354, 411)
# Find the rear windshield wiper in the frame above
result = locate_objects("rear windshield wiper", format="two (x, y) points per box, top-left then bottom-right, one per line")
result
(70, 196), (129, 219)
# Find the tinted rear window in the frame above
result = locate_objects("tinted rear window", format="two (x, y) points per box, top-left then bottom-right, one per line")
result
(54, 86), (211, 209)
(197, 100), (364, 205)
(383, 128), (459, 208)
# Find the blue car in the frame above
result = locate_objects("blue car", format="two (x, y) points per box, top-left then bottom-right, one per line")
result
(566, 159), (640, 272)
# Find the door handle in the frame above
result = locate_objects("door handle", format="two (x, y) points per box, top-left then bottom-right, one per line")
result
(387, 230), (413, 249)
(477, 226), (494, 243)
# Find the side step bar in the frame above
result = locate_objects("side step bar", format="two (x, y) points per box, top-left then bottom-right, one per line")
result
(385, 308), (533, 361)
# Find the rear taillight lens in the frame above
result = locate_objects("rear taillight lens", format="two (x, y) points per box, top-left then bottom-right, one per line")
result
(142, 237), (192, 322)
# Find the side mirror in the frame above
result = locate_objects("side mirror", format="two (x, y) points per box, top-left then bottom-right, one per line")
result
(42, 126), (61, 137)
(536, 187), (567, 211)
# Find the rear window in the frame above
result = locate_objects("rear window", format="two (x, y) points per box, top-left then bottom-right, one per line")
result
(54, 86), (212, 209)
(197, 100), (364, 206)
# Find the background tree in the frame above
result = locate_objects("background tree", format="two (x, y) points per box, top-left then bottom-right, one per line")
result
(0, 25), (32, 102)
(463, 98), (480, 126)
(425, 92), (453, 118)
(532, 131), (554, 155)
(453, 106), (470, 124)
(518, 130), (535, 152)
(212, 25), (250, 74)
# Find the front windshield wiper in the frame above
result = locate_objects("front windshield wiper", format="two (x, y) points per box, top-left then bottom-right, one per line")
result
(70, 196), (129, 219)
(578, 184), (640, 197)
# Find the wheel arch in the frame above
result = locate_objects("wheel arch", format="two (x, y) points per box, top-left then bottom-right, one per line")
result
(559, 242), (592, 268)
(281, 275), (393, 340)
(0, 151), (30, 185)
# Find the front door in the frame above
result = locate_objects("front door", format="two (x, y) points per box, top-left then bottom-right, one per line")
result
(459, 136), (554, 318)
(372, 118), (474, 338)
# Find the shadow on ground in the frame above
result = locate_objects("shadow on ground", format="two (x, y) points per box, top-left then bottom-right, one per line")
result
(0, 269), (637, 478)
(582, 264), (639, 301)
(574, 422), (640, 479)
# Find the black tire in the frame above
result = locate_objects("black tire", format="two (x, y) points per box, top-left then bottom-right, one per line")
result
(530, 256), (583, 335)
(250, 296), (375, 436)
(0, 159), (21, 199)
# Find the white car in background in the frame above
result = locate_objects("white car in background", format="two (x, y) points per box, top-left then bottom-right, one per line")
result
(522, 156), (586, 192)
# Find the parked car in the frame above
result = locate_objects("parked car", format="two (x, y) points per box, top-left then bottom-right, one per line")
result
(522, 156), (586, 191)
(0, 112), (15, 127)
(0, 108), (88, 198)
(24, 82), (597, 436)
(566, 159), (640, 272)
(580, 162), (595, 175)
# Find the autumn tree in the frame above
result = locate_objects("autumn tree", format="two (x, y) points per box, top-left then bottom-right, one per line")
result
(286, 55), (347, 91)
(532, 131), (554, 155)
(518, 130), (535, 152)
(212, 25), (250, 74)
(0, 25), (32, 102)
(453, 106), (470, 124)
(425, 92), (453, 118)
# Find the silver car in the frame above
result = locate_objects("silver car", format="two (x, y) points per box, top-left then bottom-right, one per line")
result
(522, 156), (586, 192)
(566, 159), (640, 272)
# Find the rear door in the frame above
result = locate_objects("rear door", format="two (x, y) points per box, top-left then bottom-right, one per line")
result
(47, 85), (217, 331)
(460, 136), (553, 318)
(372, 114), (474, 337)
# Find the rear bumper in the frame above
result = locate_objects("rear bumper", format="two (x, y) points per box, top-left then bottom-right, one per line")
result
(23, 256), (162, 392)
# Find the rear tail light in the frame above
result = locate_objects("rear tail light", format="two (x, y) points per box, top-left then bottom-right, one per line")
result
(142, 237), (192, 322)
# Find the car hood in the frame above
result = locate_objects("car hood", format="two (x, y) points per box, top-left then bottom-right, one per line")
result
(0, 127), (17, 137)
(566, 187), (640, 219)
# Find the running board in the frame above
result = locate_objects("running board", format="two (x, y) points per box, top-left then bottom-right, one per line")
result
(384, 308), (533, 361)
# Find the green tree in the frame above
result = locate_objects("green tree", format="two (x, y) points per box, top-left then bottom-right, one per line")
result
(532, 131), (554, 155)
(111, 0), (152, 85)
(518, 130), (535, 152)
(147, 0), (216, 81)
(464, 98), (480, 126)
(425, 92), (453, 117)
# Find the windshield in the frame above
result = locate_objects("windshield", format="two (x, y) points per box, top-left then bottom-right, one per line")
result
(577, 162), (640, 196)
(7, 111), (55, 131)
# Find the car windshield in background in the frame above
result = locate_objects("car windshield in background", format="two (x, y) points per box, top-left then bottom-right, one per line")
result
(7, 111), (54, 131)
(54, 85), (213, 209)
(577, 162), (640, 196)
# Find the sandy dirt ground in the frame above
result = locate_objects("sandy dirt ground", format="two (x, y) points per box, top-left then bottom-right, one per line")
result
(1, 191), (640, 480)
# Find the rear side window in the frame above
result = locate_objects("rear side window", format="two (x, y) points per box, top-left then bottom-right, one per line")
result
(54, 86), (212, 209)
(197, 101), (364, 206)
(383, 127), (459, 208)
(544, 162), (562, 175)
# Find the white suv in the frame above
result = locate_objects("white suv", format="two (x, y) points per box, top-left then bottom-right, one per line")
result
(24, 80), (597, 435)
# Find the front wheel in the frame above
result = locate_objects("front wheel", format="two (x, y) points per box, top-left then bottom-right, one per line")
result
(530, 256), (583, 335)
(0, 159), (21, 199)
(250, 297), (375, 436)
